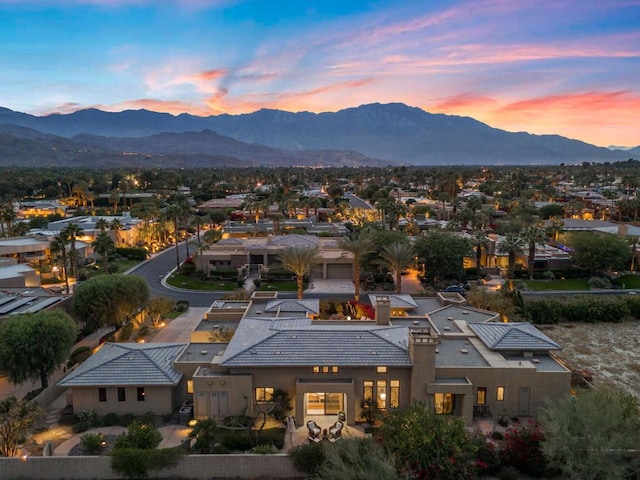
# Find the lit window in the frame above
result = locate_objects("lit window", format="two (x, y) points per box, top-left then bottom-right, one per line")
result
(377, 380), (387, 409)
(477, 387), (487, 405)
(117, 387), (126, 402)
(331, 366), (339, 373)
(377, 366), (387, 374)
(390, 380), (400, 408)
(98, 388), (106, 402)
(137, 387), (145, 402)
(313, 366), (320, 373)
(363, 380), (373, 401)
(255, 387), (274, 402)
(322, 366), (329, 373)
(497, 387), (505, 401)
(187, 380), (193, 394)
(434, 393), (454, 414)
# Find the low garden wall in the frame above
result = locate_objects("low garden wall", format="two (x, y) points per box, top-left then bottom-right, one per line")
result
(0, 454), (300, 479)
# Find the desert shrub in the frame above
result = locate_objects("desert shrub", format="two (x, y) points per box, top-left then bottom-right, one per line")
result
(289, 441), (326, 475)
(316, 438), (397, 480)
(178, 262), (196, 276)
(175, 300), (189, 312)
(500, 420), (547, 476)
(115, 247), (148, 261)
(218, 430), (252, 451)
(72, 421), (90, 434)
(101, 413), (119, 427)
(588, 276), (612, 289)
(117, 323), (133, 341)
(114, 421), (162, 450)
(256, 428), (286, 449)
(253, 443), (279, 454)
(497, 465), (520, 480)
(80, 433), (105, 455)
(253, 278), (261, 288)
(111, 447), (183, 479)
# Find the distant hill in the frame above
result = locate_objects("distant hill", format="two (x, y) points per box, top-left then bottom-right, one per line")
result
(0, 103), (636, 165)
(0, 124), (377, 168)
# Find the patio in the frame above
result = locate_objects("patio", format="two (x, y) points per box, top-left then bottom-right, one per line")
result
(283, 415), (366, 452)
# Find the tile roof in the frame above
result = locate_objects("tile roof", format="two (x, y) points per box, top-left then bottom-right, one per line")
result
(219, 317), (411, 367)
(368, 294), (418, 309)
(58, 343), (186, 387)
(265, 299), (320, 315)
(468, 322), (561, 351)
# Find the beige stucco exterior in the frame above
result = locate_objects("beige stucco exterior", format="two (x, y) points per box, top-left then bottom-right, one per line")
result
(69, 385), (176, 416)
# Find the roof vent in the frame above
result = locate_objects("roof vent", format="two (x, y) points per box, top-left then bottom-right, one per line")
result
(462, 311), (468, 314)
(370, 351), (377, 355)
(200, 350), (208, 355)
(461, 349), (468, 354)
(532, 358), (540, 363)
(291, 334), (297, 339)
(444, 326), (450, 331)
(435, 348), (439, 354)
(256, 310), (262, 314)
(447, 317), (453, 321)
(413, 320), (419, 325)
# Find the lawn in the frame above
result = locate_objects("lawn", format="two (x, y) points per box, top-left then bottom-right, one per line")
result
(166, 274), (239, 290)
(517, 278), (591, 291)
(257, 281), (303, 292)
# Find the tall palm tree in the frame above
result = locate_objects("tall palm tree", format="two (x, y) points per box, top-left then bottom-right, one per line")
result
(110, 218), (124, 246)
(497, 234), (524, 289)
(471, 230), (489, 271)
(521, 224), (547, 280)
(49, 233), (70, 293)
(278, 246), (321, 299)
(95, 218), (109, 232)
(338, 234), (375, 302)
(92, 231), (115, 273)
(62, 223), (84, 279)
(379, 242), (416, 294)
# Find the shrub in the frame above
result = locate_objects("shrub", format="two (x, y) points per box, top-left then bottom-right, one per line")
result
(101, 413), (119, 427)
(72, 421), (90, 434)
(289, 441), (326, 475)
(80, 433), (105, 455)
(497, 465), (520, 480)
(68, 346), (92, 367)
(111, 447), (184, 479)
(218, 430), (252, 451)
(117, 323), (133, 341)
(115, 247), (148, 261)
(253, 278), (262, 288)
(588, 276), (612, 289)
(22, 388), (45, 402)
(253, 443), (279, 454)
(500, 420), (547, 476)
(117, 413), (136, 427)
(178, 262), (196, 276)
(175, 300), (189, 312)
(114, 421), (162, 450)
(256, 428), (286, 449)
(59, 412), (77, 426)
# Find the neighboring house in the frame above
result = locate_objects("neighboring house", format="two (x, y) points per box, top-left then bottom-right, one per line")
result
(0, 287), (70, 319)
(44, 213), (144, 247)
(195, 234), (355, 281)
(0, 258), (39, 288)
(0, 236), (51, 264)
(59, 343), (187, 416)
(17, 200), (67, 219)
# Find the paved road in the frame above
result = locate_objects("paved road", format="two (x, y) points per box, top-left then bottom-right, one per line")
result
(345, 192), (375, 210)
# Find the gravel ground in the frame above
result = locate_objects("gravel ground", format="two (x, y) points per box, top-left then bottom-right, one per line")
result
(540, 320), (640, 398)
(68, 434), (118, 456)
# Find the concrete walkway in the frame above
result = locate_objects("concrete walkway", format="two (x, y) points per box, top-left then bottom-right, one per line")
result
(306, 279), (355, 295)
(150, 307), (208, 343)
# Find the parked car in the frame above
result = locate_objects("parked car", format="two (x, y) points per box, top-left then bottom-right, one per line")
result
(441, 284), (466, 294)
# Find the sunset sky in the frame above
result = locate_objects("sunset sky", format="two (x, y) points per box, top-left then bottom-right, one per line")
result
(1, 0), (639, 147)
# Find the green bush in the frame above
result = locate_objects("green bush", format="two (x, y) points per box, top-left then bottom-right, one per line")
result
(114, 421), (162, 450)
(256, 428), (286, 449)
(117, 323), (133, 341)
(80, 433), (106, 455)
(115, 247), (148, 261)
(210, 444), (230, 454)
(588, 276), (612, 289)
(175, 300), (189, 312)
(253, 443), (279, 454)
(101, 413), (119, 427)
(117, 413), (136, 427)
(110, 448), (185, 478)
(68, 346), (92, 367)
(72, 421), (90, 434)
(218, 430), (252, 451)
(289, 441), (326, 475)
(22, 387), (45, 402)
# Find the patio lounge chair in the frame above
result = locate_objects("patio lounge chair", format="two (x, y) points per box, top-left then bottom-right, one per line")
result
(307, 420), (322, 442)
(329, 420), (343, 442)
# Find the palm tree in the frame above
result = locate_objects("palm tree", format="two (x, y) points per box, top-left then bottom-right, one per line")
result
(95, 218), (109, 232)
(62, 223), (84, 279)
(278, 246), (321, 299)
(338, 233), (375, 302)
(9, 221), (29, 237)
(521, 224), (547, 280)
(471, 230), (489, 271)
(497, 234), (524, 289)
(548, 216), (564, 243)
(110, 218), (124, 246)
(49, 233), (70, 293)
(379, 242), (416, 294)
(92, 231), (115, 273)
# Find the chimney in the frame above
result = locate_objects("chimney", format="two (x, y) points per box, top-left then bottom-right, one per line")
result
(375, 295), (391, 325)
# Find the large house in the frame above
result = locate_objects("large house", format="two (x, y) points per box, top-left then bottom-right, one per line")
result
(59, 293), (571, 426)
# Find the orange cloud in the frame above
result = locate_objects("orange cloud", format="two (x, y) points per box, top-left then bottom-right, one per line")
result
(431, 93), (498, 112)
(105, 98), (212, 116)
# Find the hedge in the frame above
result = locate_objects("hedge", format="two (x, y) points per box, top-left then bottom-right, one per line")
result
(115, 247), (148, 261)
(522, 295), (640, 324)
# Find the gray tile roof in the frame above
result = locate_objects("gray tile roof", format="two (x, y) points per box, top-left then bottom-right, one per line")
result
(59, 343), (186, 387)
(265, 299), (320, 315)
(219, 317), (411, 367)
(368, 294), (418, 309)
(469, 322), (561, 351)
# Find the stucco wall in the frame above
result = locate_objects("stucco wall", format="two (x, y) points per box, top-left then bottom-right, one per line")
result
(71, 386), (175, 416)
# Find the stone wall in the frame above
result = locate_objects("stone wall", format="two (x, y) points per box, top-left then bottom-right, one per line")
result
(0, 454), (300, 479)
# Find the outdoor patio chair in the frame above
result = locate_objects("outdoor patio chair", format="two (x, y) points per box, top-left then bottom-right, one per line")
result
(307, 420), (322, 442)
(329, 420), (344, 442)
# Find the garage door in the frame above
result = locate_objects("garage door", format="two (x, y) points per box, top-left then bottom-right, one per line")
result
(310, 265), (324, 280)
(327, 264), (353, 279)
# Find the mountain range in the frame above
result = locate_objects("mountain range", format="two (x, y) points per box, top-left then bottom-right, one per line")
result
(0, 103), (637, 168)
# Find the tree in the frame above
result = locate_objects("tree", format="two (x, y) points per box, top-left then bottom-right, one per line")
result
(95, 217), (109, 232)
(62, 222), (84, 279)
(110, 218), (124, 246)
(378, 401), (480, 479)
(49, 232), (70, 293)
(415, 231), (470, 285)
(0, 310), (77, 388)
(278, 246), (321, 299)
(497, 234), (524, 287)
(0, 397), (43, 457)
(337, 233), (375, 301)
(539, 203), (565, 219)
(73, 274), (149, 332)
(9, 221), (29, 237)
(539, 388), (640, 480)
(92, 231), (115, 272)
(567, 232), (630, 276)
(379, 241), (415, 294)
(470, 230), (489, 270)
(145, 296), (176, 327)
(521, 224), (547, 280)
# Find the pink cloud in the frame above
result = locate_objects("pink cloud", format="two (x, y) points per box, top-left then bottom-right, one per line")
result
(431, 93), (498, 112)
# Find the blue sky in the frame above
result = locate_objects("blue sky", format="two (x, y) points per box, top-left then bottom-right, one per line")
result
(1, 0), (639, 146)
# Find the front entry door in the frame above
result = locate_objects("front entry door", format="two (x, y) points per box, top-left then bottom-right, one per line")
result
(518, 387), (530, 416)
